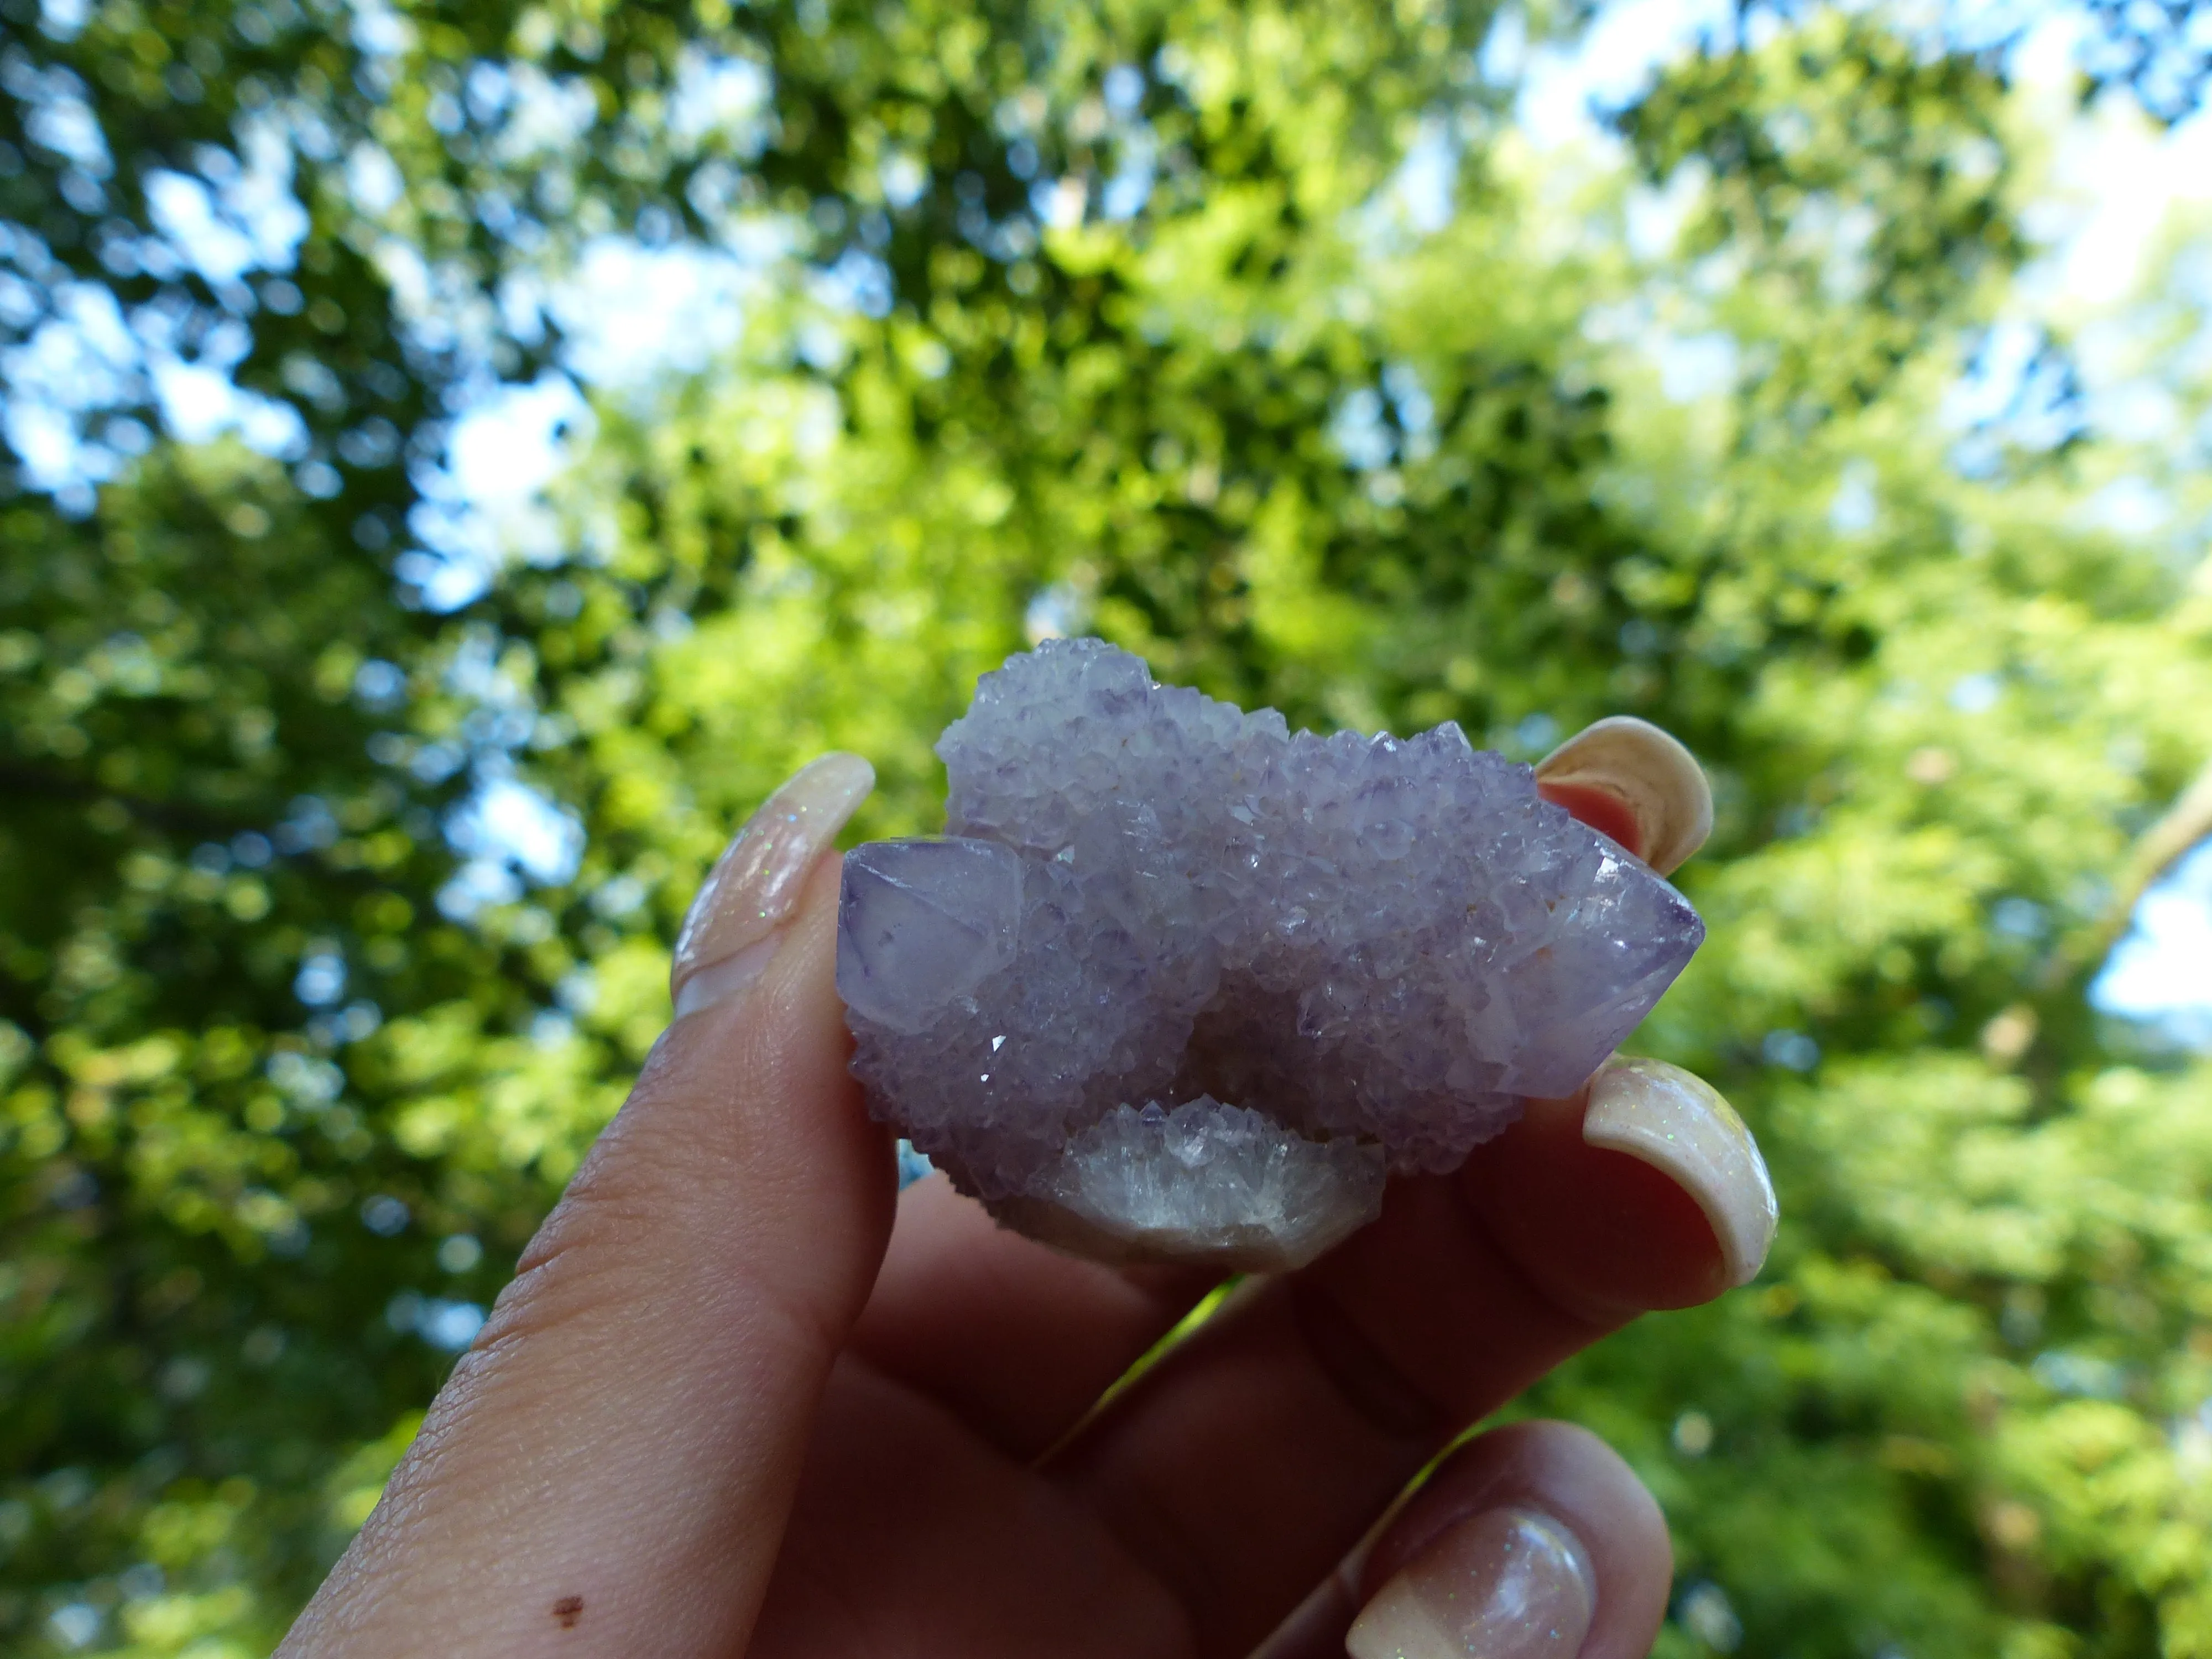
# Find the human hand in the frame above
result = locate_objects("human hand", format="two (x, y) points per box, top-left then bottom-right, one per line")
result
(278, 720), (1774, 1659)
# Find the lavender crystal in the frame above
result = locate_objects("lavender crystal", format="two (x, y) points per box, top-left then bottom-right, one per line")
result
(837, 639), (1703, 1269)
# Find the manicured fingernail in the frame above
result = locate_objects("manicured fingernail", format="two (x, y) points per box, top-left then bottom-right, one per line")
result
(1536, 716), (1713, 876)
(1347, 1506), (1596, 1659)
(670, 753), (875, 1018)
(1583, 1056), (1777, 1286)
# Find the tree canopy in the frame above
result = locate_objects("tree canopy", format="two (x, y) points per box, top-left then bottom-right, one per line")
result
(6, 0), (2212, 1654)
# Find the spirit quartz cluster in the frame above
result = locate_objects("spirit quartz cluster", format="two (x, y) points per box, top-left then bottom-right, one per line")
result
(836, 640), (1704, 1272)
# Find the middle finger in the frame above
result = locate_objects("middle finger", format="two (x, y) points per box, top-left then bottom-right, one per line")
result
(1043, 1060), (1775, 1659)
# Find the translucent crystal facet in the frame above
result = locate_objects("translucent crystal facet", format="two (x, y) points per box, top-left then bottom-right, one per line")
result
(994, 1099), (1390, 1273)
(836, 838), (1023, 1034)
(838, 639), (1705, 1270)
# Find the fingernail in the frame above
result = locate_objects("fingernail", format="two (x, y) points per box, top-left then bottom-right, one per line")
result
(1583, 1056), (1777, 1286)
(670, 753), (875, 1018)
(1347, 1506), (1596, 1659)
(1535, 716), (1713, 876)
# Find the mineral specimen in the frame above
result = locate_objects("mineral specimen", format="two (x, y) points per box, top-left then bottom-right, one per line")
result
(837, 639), (1704, 1271)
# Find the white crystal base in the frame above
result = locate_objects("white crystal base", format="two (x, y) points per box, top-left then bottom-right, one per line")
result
(986, 1099), (1388, 1274)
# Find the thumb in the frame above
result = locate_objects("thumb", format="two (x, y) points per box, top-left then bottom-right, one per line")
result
(280, 755), (894, 1659)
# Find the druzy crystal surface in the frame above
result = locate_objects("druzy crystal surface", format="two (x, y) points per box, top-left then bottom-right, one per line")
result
(838, 639), (1703, 1270)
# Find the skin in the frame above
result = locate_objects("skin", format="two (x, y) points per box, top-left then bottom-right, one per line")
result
(280, 797), (1743, 1659)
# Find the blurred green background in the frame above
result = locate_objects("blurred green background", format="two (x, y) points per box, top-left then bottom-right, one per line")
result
(7, 0), (2212, 1651)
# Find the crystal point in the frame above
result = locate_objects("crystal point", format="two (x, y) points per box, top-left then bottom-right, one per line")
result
(836, 837), (1023, 1034)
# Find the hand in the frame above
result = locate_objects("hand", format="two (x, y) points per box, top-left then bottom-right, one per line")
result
(278, 723), (1774, 1659)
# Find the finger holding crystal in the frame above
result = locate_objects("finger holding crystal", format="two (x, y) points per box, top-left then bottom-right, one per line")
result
(1533, 714), (1713, 877)
(1044, 1063), (1772, 1657)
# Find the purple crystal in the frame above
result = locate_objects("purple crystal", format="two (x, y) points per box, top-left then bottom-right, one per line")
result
(838, 838), (1023, 1034)
(838, 639), (1704, 1266)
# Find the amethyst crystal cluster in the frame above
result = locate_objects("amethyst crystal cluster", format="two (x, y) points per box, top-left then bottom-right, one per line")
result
(837, 640), (1703, 1271)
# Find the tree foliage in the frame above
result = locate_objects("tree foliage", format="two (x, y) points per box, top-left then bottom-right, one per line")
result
(6, 0), (2212, 1655)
